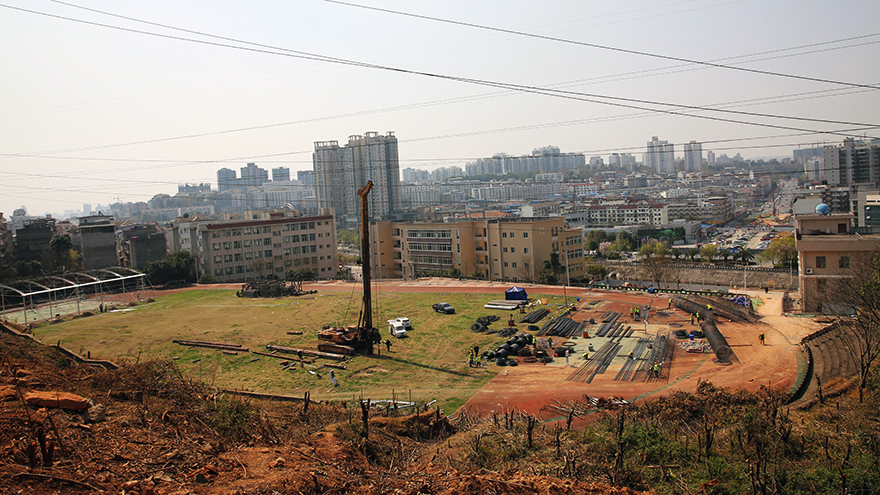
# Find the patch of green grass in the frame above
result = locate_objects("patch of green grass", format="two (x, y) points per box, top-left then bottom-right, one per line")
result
(35, 289), (559, 413)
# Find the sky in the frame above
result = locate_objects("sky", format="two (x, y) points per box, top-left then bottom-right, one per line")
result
(1, 0), (879, 217)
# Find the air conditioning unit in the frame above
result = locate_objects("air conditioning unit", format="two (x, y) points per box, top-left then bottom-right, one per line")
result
(806, 268), (813, 274)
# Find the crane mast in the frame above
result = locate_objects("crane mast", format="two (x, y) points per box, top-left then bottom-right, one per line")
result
(357, 181), (375, 355)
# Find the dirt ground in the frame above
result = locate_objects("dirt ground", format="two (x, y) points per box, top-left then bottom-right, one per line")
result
(170, 279), (822, 421)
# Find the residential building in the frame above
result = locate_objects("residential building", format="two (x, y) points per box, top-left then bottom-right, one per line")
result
(0, 213), (14, 271)
(240, 162), (269, 188)
(176, 208), (338, 283)
(820, 138), (880, 186)
(118, 224), (166, 271)
(646, 136), (675, 174)
(520, 202), (561, 217)
(684, 141), (703, 172)
(313, 131), (401, 228)
(795, 211), (880, 313)
(535, 172), (563, 182)
(14, 218), (55, 264)
(706, 150), (715, 167)
(581, 201), (669, 227)
(78, 215), (117, 269)
(297, 170), (316, 186)
(563, 183), (601, 197)
(217, 168), (238, 193)
(464, 147), (585, 176)
(402, 168), (432, 182)
(178, 183), (211, 193)
(271, 167), (290, 182)
(666, 196), (732, 224)
(370, 218), (583, 282)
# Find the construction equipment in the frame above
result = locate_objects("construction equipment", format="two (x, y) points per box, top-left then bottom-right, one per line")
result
(315, 182), (381, 354)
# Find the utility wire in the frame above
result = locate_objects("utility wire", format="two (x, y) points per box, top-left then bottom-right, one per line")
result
(326, 0), (880, 91)
(2, 2), (876, 158)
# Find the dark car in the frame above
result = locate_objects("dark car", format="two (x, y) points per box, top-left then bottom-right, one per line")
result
(432, 302), (455, 314)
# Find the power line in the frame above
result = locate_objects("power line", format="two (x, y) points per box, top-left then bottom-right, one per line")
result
(2, 2), (876, 158)
(326, 0), (880, 91)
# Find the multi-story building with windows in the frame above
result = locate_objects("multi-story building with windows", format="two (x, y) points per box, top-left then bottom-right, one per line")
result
(646, 136), (675, 174)
(168, 209), (338, 282)
(370, 218), (583, 282)
(820, 138), (880, 186)
(795, 211), (880, 313)
(666, 196), (732, 224)
(313, 131), (401, 228)
(684, 141), (703, 172)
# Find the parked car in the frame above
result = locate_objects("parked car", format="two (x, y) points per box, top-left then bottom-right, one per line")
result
(387, 320), (408, 338)
(391, 317), (412, 329)
(432, 302), (455, 314)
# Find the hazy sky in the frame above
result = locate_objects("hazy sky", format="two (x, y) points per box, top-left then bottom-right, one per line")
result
(2, 0), (879, 216)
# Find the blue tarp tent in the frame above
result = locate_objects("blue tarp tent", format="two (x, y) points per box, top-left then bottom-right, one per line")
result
(505, 286), (528, 300)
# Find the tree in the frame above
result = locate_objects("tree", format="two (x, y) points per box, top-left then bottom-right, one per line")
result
(336, 228), (359, 249)
(47, 234), (78, 273)
(718, 248), (733, 265)
(286, 267), (317, 291)
(639, 241), (672, 287)
(686, 248), (699, 262)
(700, 244), (719, 263)
(763, 236), (797, 267)
(738, 247), (756, 265)
(584, 264), (608, 282)
(143, 251), (197, 285)
(825, 251), (880, 402)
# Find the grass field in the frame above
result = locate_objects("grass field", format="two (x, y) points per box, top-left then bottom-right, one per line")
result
(34, 289), (564, 413)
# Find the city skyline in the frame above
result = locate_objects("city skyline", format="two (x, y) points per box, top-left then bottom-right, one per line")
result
(2, 0), (878, 215)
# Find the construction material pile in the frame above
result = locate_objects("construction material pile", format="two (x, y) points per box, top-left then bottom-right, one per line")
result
(518, 308), (550, 324)
(537, 316), (586, 338)
(236, 280), (317, 298)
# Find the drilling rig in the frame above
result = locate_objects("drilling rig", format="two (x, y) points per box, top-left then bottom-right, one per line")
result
(317, 181), (380, 355)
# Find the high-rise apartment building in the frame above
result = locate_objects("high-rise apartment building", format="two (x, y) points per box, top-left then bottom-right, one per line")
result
(297, 170), (316, 186)
(271, 167), (290, 182)
(684, 141), (703, 172)
(646, 137), (675, 174)
(240, 163), (269, 188)
(820, 138), (880, 186)
(706, 150), (716, 167)
(217, 168), (238, 192)
(313, 131), (401, 227)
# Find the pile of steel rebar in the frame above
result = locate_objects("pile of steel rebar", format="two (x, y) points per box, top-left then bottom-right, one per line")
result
(537, 316), (586, 338)
(518, 308), (550, 324)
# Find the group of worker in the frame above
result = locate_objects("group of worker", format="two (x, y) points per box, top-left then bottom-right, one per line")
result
(468, 345), (482, 367)
(629, 306), (645, 320)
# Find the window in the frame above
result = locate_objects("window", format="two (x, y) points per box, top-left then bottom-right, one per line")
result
(524, 248), (529, 254)
(504, 262), (509, 267)
(523, 232), (529, 238)
(839, 256), (850, 269)
(213, 243), (221, 251)
(309, 233), (316, 242)
(211, 231), (221, 238)
(512, 262), (517, 268)
(816, 256), (826, 269)
(265, 250), (273, 258)
(223, 242), (232, 250)
(262, 226), (271, 234)
(264, 237), (271, 245)
(817, 278), (827, 290)
(510, 232), (515, 238)
(213, 255), (222, 263)
(233, 241), (241, 249)
(234, 253), (242, 262)
(503, 247), (508, 253)
(502, 232), (508, 238)
(244, 239), (252, 248)
(309, 222), (315, 229)
(511, 247), (516, 253)
(224, 254), (233, 263)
